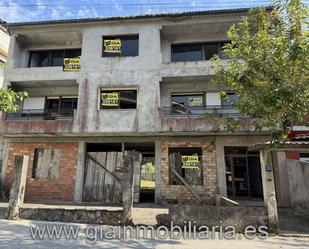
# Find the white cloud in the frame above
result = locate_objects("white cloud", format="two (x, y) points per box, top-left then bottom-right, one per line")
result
(77, 6), (98, 18)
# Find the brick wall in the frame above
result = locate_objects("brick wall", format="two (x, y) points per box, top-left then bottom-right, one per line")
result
(4, 142), (78, 202)
(161, 141), (217, 204)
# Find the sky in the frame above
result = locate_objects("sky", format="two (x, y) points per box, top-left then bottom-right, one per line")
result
(0, 0), (302, 23)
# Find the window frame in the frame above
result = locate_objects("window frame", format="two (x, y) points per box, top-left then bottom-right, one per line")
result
(168, 147), (203, 186)
(28, 48), (81, 68)
(102, 35), (139, 57)
(171, 93), (205, 107)
(171, 40), (230, 62)
(98, 87), (138, 110)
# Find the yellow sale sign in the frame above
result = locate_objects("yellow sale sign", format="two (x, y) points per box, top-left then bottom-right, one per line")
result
(104, 39), (121, 53)
(101, 92), (119, 106)
(181, 155), (200, 169)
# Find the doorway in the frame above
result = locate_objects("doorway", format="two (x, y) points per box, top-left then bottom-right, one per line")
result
(225, 147), (263, 199)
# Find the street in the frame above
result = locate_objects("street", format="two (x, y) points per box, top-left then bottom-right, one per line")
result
(0, 219), (308, 249)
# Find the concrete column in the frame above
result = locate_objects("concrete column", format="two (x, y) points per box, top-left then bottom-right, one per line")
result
(259, 149), (279, 234)
(154, 140), (162, 204)
(215, 139), (227, 196)
(73, 141), (86, 202)
(0, 141), (10, 186)
(8, 155), (29, 220)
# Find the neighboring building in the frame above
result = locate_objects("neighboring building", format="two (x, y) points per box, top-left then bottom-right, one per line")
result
(0, 9), (274, 204)
(0, 19), (9, 87)
(0, 19), (10, 187)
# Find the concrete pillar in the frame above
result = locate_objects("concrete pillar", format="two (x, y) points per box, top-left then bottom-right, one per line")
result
(73, 141), (86, 202)
(122, 151), (138, 225)
(8, 155), (29, 220)
(259, 149), (279, 234)
(0, 140), (10, 187)
(215, 139), (227, 196)
(154, 140), (162, 204)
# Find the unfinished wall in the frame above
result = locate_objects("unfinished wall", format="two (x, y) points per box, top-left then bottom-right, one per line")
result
(4, 142), (78, 202)
(161, 140), (217, 203)
(286, 159), (309, 209)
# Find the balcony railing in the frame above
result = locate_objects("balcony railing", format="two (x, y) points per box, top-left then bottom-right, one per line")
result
(6, 109), (75, 121)
(161, 105), (244, 118)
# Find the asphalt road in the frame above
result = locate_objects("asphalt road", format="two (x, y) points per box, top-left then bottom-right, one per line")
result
(0, 219), (308, 249)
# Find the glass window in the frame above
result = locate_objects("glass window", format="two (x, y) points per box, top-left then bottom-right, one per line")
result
(205, 43), (219, 60)
(45, 98), (60, 112)
(172, 94), (204, 107)
(29, 49), (81, 67)
(171, 41), (230, 62)
(168, 147), (203, 186)
(29, 51), (50, 67)
(51, 50), (64, 66)
(60, 98), (78, 110)
(102, 35), (139, 57)
(222, 92), (238, 106)
(64, 49), (81, 58)
(100, 89), (137, 109)
(171, 44), (203, 62)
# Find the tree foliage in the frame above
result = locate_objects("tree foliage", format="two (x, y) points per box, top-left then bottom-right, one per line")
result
(212, 0), (309, 146)
(0, 88), (27, 112)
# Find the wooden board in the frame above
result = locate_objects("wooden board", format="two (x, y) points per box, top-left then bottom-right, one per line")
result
(82, 152), (124, 203)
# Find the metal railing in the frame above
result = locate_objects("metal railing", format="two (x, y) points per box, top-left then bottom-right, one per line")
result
(6, 109), (75, 121)
(161, 105), (244, 118)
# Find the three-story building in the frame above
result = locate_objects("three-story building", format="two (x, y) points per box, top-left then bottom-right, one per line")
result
(0, 9), (271, 205)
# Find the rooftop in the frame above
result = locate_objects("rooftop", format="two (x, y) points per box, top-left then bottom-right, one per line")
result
(8, 7), (272, 27)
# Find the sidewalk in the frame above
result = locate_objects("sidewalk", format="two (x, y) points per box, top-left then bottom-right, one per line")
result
(0, 219), (308, 249)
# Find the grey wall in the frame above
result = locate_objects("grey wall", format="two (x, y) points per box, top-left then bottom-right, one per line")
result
(286, 159), (309, 209)
(4, 13), (248, 135)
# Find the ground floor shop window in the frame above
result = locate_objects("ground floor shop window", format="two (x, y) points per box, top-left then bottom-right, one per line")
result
(32, 148), (62, 179)
(168, 147), (203, 185)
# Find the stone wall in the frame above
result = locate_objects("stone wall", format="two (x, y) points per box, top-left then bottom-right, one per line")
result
(160, 141), (217, 203)
(4, 142), (78, 202)
(157, 204), (268, 232)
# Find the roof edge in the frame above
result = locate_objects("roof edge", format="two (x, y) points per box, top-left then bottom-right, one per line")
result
(8, 7), (273, 27)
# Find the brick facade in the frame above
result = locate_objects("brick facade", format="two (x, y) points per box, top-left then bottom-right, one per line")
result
(4, 142), (78, 202)
(161, 141), (217, 204)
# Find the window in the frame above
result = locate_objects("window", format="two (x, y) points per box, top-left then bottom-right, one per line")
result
(171, 41), (230, 62)
(171, 94), (204, 115)
(100, 89), (137, 109)
(32, 148), (61, 179)
(102, 35), (139, 57)
(29, 49), (81, 67)
(45, 97), (78, 115)
(300, 153), (309, 162)
(171, 44), (203, 62)
(168, 147), (203, 185)
(222, 92), (238, 106)
(172, 94), (204, 107)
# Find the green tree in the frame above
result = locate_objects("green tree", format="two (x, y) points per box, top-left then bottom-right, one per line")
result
(212, 0), (309, 146)
(0, 88), (27, 112)
(0, 62), (27, 112)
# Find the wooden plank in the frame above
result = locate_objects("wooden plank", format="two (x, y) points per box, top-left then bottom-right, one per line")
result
(87, 154), (121, 183)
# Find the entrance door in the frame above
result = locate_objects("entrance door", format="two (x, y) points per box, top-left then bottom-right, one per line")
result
(225, 147), (263, 199)
(139, 155), (155, 203)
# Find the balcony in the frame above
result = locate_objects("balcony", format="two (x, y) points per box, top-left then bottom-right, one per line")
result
(1, 109), (75, 135)
(6, 109), (75, 121)
(161, 105), (256, 133)
(162, 105), (241, 118)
